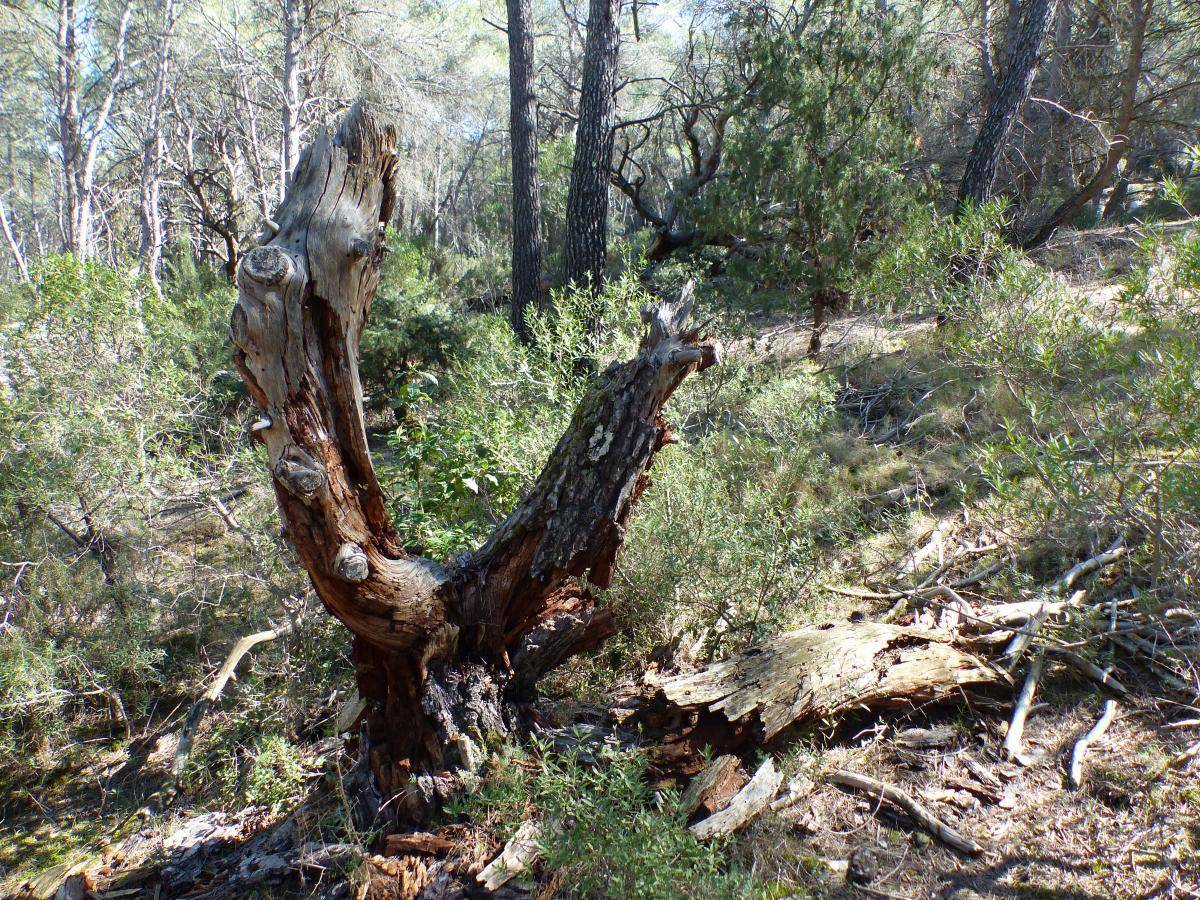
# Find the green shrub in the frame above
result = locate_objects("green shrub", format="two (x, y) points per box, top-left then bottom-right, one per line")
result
(454, 739), (751, 899)
(221, 733), (310, 813)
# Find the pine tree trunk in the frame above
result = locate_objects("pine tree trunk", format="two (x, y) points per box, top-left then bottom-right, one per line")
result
(1015, 0), (1152, 249)
(506, 0), (545, 343)
(563, 0), (621, 295)
(232, 103), (719, 824)
(957, 0), (1059, 209)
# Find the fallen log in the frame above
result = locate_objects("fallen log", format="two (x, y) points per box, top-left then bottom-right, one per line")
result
(645, 622), (1003, 742)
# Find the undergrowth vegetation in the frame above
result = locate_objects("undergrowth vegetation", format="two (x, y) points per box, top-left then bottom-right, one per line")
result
(2, 212), (1199, 894)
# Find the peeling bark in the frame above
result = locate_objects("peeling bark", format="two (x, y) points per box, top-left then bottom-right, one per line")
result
(232, 103), (719, 818)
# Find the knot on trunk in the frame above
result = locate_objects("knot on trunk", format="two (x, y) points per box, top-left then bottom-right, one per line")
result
(241, 245), (295, 286)
(335, 542), (370, 583)
(273, 447), (327, 500)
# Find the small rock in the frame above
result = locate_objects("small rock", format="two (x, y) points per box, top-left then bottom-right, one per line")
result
(848, 845), (880, 885)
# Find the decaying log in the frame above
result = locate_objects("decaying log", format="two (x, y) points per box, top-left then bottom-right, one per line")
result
(689, 757), (783, 840)
(827, 770), (984, 856)
(232, 101), (719, 808)
(680, 753), (744, 817)
(645, 622), (1003, 742)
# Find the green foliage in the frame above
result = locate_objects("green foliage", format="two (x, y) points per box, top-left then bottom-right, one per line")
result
(605, 362), (847, 663)
(453, 739), (751, 899)
(359, 232), (477, 411)
(863, 210), (1200, 591)
(220, 734), (311, 813)
(700, 0), (927, 303)
(377, 273), (649, 558)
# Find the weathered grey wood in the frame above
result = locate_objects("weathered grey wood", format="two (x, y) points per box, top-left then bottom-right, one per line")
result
(477, 819), (543, 890)
(646, 622), (1002, 740)
(689, 757), (783, 840)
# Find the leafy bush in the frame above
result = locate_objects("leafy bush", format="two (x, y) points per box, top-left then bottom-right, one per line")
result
(453, 739), (751, 899)
(220, 733), (310, 813)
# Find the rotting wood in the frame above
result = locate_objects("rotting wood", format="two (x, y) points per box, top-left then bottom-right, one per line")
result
(680, 753), (744, 816)
(827, 769), (984, 856)
(381, 831), (455, 857)
(1068, 700), (1118, 788)
(645, 622), (1002, 742)
(477, 819), (543, 890)
(689, 757), (783, 840)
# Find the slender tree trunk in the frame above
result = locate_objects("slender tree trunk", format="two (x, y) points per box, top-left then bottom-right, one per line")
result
(506, 0), (546, 343)
(231, 103), (718, 823)
(280, 0), (304, 197)
(957, 0), (1058, 210)
(137, 0), (176, 297)
(563, 0), (621, 295)
(54, 0), (130, 260)
(55, 0), (84, 256)
(1016, 0), (1152, 248)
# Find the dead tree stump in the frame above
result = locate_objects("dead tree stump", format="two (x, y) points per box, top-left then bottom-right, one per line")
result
(231, 102), (719, 821)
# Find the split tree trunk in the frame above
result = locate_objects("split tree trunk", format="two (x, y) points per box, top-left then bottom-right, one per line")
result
(231, 103), (718, 822)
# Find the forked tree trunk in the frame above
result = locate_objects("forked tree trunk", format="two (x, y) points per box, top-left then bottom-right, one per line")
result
(231, 103), (719, 822)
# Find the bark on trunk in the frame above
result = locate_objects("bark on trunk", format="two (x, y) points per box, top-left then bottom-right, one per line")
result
(506, 0), (546, 344)
(563, 0), (621, 295)
(957, 0), (1058, 210)
(1014, 0), (1152, 249)
(232, 103), (718, 823)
